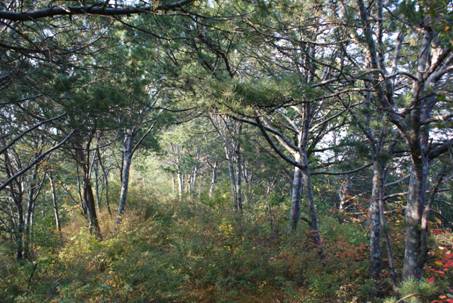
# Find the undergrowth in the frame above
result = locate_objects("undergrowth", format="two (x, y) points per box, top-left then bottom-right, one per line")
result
(1, 193), (450, 302)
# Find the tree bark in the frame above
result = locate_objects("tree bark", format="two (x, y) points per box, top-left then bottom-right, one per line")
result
(289, 154), (303, 232)
(380, 188), (397, 285)
(3, 151), (25, 260)
(419, 169), (446, 272)
(96, 147), (112, 216)
(74, 135), (102, 239)
(266, 181), (276, 234)
(403, 154), (429, 279)
(117, 130), (133, 224)
(301, 150), (323, 257)
(177, 172), (184, 199)
(369, 160), (384, 279)
(49, 173), (62, 240)
(208, 160), (218, 198)
(173, 144), (184, 200)
(234, 140), (243, 211)
(94, 158), (101, 209)
(16, 211), (25, 260)
(82, 173), (101, 238)
(24, 165), (39, 259)
(225, 147), (238, 208)
(0, 0), (195, 21)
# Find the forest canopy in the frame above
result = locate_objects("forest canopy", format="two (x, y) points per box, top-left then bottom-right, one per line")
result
(0, 0), (452, 302)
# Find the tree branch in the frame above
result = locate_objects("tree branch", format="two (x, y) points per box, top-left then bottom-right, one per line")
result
(0, 130), (74, 192)
(0, 113), (66, 155)
(312, 163), (372, 176)
(0, 0), (194, 21)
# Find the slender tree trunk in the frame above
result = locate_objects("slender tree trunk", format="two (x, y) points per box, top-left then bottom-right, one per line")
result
(94, 159), (101, 209)
(188, 148), (199, 196)
(266, 182), (276, 233)
(13, 189), (25, 260)
(243, 166), (253, 204)
(209, 160), (218, 198)
(289, 154), (303, 232)
(24, 165), (39, 259)
(188, 174), (192, 195)
(177, 171), (184, 199)
(173, 144), (184, 200)
(403, 154), (429, 279)
(338, 177), (352, 213)
(74, 137), (102, 239)
(301, 150), (323, 256)
(4, 151), (26, 260)
(104, 169), (112, 216)
(24, 196), (34, 259)
(235, 141), (243, 211)
(96, 145), (112, 216)
(369, 160), (383, 279)
(16, 211), (25, 260)
(420, 169), (446, 271)
(49, 173), (62, 240)
(193, 167), (198, 195)
(83, 173), (101, 238)
(76, 165), (87, 216)
(380, 193), (397, 285)
(117, 130), (133, 224)
(225, 146), (238, 209)
(189, 166), (198, 196)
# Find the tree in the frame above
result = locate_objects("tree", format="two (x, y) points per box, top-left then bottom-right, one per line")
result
(351, 0), (453, 279)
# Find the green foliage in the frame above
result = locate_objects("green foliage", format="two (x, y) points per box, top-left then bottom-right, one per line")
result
(0, 192), (382, 303)
(1, 0), (452, 302)
(387, 278), (439, 303)
(321, 216), (368, 245)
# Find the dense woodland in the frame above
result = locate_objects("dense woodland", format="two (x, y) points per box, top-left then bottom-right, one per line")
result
(0, 0), (452, 302)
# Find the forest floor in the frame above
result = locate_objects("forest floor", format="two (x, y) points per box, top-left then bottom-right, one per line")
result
(1, 193), (452, 303)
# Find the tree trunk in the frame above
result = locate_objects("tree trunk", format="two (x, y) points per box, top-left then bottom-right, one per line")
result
(301, 150), (323, 257)
(83, 174), (101, 238)
(76, 166), (87, 216)
(117, 130), (133, 224)
(234, 141), (243, 211)
(24, 164), (40, 259)
(49, 173), (62, 240)
(225, 145), (238, 210)
(189, 166), (198, 196)
(338, 177), (352, 213)
(173, 144), (184, 200)
(266, 182), (276, 234)
(96, 144), (112, 216)
(289, 154), (303, 232)
(177, 171), (184, 199)
(74, 137), (102, 239)
(380, 193), (397, 285)
(4, 151), (26, 260)
(94, 158), (101, 209)
(419, 169), (446, 274)
(403, 154), (429, 279)
(369, 160), (383, 279)
(104, 168), (112, 216)
(16, 211), (25, 260)
(208, 160), (218, 198)
(13, 187), (25, 260)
